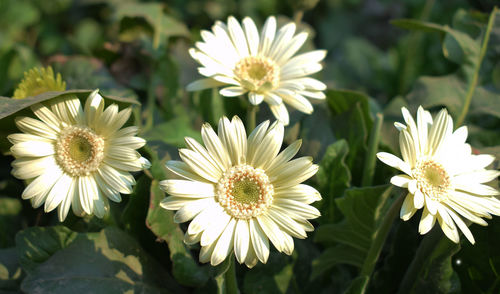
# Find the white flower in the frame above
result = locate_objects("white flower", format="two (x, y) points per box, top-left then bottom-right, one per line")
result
(9, 91), (150, 221)
(377, 106), (500, 244)
(160, 116), (321, 267)
(187, 16), (327, 125)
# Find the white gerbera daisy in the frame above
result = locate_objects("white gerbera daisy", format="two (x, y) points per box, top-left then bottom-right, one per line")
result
(187, 16), (327, 125)
(160, 116), (321, 267)
(377, 106), (500, 244)
(8, 91), (150, 221)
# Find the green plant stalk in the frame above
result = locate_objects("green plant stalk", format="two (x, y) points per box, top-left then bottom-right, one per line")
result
(247, 104), (257, 133)
(360, 192), (404, 277)
(455, 7), (497, 127)
(294, 10), (304, 25)
(225, 257), (239, 294)
(397, 226), (444, 294)
(361, 113), (384, 187)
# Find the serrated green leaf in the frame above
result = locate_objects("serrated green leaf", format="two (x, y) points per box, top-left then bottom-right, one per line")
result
(316, 140), (351, 223)
(313, 185), (393, 282)
(20, 227), (184, 294)
(15, 226), (78, 274)
(326, 89), (373, 185)
(146, 180), (209, 287)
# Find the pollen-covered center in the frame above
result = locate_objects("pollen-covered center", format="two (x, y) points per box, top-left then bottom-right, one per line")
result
(217, 165), (274, 219)
(55, 126), (105, 177)
(233, 56), (280, 92)
(413, 160), (451, 201)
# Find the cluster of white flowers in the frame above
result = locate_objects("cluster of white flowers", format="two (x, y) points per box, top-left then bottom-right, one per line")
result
(6, 15), (500, 271)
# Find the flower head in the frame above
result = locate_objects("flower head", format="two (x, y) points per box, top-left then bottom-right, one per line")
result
(9, 91), (150, 221)
(13, 66), (66, 99)
(377, 106), (500, 244)
(160, 116), (321, 267)
(187, 16), (327, 125)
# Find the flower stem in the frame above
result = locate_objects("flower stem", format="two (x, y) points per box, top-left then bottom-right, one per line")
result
(455, 6), (497, 127)
(294, 10), (304, 25)
(361, 113), (384, 187)
(247, 105), (257, 133)
(360, 191), (404, 277)
(225, 257), (239, 294)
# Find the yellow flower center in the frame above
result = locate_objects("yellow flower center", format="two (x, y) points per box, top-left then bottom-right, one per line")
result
(233, 56), (280, 92)
(55, 126), (105, 176)
(413, 160), (451, 201)
(217, 165), (274, 219)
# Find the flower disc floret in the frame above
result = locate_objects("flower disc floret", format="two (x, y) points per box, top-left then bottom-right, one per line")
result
(56, 126), (105, 177)
(217, 165), (274, 219)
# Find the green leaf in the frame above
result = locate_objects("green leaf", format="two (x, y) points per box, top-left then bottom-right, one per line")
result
(141, 116), (202, 148)
(15, 226), (78, 274)
(453, 218), (500, 293)
(413, 235), (461, 294)
(391, 18), (480, 78)
(406, 74), (465, 118)
(146, 180), (209, 287)
(326, 89), (373, 184)
(344, 275), (369, 294)
(316, 140), (351, 222)
(0, 197), (22, 247)
(243, 252), (296, 294)
(0, 247), (23, 291)
(114, 3), (189, 49)
(20, 227), (184, 294)
(313, 185), (393, 281)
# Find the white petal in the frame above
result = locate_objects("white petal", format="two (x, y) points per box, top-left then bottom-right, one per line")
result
(15, 117), (58, 140)
(446, 207), (475, 244)
(44, 173), (72, 213)
(234, 219), (250, 263)
(249, 92), (264, 105)
(11, 156), (56, 180)
(376, 152), (412, 175)
(274, 184), (322, 204)
(84, 91), (104, 129)
(202, 123), (232, 170)
(58, 178), (76, 221)
(418, 207), (436, 234)
(174, 198), (214, 223)
(400, 193), (417, 221)
(242, 17), (259, 56)
(390, 175), (412, 188)
(269, 103), (290, 125)
(273, 198), (320, 219)
(454, 182), (500, 196)
(258, 16), (276, 56)
(266, 140), (302, 174)
(187, 78), (226, 91)
(201, 210), (231, 246)
(179, 148), (221, 183)
(249, 218), (270, 263)
(267, 209), (307, 238)
(78, 176), (98, 215)
(220, 86), (247, 97)
(166, 160), (207, 182)
(211, 218), (236, 266)
(413, 190), (424, 209)
(251, 122), (284, 169)
(453, 170), (500, 184)
(246, 120), (271, 164)
(160, 180), (215, 198)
